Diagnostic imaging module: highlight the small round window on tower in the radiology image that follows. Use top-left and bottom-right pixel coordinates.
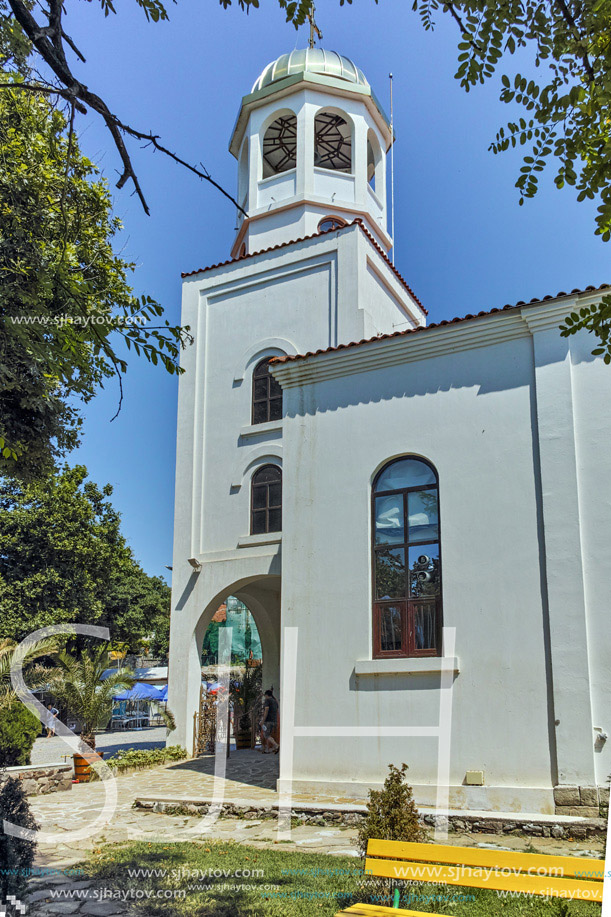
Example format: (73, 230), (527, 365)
(318, 216), (347, 233)
(262, 114), (297, 178)
(314, 111), (352, 172)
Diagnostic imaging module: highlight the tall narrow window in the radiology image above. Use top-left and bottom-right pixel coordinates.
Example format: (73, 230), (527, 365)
(252, 358), (282, 424)
(372, 457), (442, 658)
(251, 465), (282, 535)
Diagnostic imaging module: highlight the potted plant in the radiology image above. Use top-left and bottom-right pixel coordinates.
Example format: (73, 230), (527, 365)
(52, 644), (135, 782)
(230, 664), (262, 749)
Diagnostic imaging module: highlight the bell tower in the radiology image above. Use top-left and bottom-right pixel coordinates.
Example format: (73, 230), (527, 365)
(229, 49), (393, 258)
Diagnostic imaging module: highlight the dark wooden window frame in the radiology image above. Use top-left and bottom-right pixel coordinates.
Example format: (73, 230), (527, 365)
(318, 215), (347, 233)
(372, 458), (443, 659)
(250, 464), (282, 535)
(252, 357), (283, 425)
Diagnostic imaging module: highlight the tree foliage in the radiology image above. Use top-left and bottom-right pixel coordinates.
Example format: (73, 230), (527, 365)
(0, 697), (41, 766)
(409, 0), (611, 357)
(0, 86), (190, 479)
(0, 465), (171, 653)
(0, 771), (37, 900)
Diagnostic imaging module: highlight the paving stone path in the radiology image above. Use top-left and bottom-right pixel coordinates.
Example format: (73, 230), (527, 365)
(30, 727), (168, 767)
(22, 750), (606, 915)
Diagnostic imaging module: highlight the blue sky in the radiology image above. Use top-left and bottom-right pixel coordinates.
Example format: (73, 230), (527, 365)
(62, 0), (609, 579)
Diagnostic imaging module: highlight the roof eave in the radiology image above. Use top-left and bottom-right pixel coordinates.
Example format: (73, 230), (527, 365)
(229, 72), (392, 158)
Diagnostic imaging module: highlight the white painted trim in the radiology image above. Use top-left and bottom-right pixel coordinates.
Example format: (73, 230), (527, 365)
(231, 445), (283, 489)
(240, 420), (283, 438)
(237, 533), (282, 548)
(354, 657), (460, 677)
(234, 339), (298, 383)
(272, 312), (529, 387)
(271, 292), (607, 389)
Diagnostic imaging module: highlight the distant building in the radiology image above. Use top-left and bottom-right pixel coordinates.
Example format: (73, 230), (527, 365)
(201, 597), (263, 666)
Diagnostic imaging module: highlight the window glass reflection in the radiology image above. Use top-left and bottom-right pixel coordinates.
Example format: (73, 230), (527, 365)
(408, 489), (439, 542)
(375, 547), (406, 599)
(375, 459), (436, 493)
(380, 606), (402, 653)
(409, 544), (441, 597)
(374, 494), (404, 544)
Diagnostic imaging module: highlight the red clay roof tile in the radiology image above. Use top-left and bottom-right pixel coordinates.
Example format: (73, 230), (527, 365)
(271, 283), (610, 365)
(181, 220), (427, 315)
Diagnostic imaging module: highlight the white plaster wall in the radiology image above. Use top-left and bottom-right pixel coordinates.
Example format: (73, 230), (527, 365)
(570, 335), (611, 787)
(170, 226), (417, 751)
(278, 332), (560, 808)
(239, 86), (389, 255)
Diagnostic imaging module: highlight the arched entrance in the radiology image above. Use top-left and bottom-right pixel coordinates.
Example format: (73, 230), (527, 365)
(196, 595), (265, 754)
(194, 577), (280, 755)
(168, 569), (280, 756)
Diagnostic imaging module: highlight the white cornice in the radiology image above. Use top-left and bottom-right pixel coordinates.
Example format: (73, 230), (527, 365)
(272, 311), (529, 387)
(271, 292), (604, 388)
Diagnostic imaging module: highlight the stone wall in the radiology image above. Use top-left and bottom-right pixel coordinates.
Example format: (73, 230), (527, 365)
(135, 798), (607, 839)
(1, 763), (73, 796)
(554, 784), (608, 817)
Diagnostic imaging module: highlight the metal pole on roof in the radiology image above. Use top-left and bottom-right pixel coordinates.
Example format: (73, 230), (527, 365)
(390, 72), (395, 265)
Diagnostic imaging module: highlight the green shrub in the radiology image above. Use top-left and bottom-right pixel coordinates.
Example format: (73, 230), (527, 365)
(0, 770), (37, 899)
(0, 699), (41, 767)
(89, 745), (188, 778)
(357, 763), (424, 857)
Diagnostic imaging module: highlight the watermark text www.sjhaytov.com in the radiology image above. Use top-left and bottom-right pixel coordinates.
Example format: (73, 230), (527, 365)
(9, 314), (147, 328)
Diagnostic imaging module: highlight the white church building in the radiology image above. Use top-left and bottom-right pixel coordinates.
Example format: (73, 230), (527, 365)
(168, 48), (611, 816)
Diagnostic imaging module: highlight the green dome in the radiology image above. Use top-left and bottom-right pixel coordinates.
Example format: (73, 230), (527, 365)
(252, 49), (369, 94)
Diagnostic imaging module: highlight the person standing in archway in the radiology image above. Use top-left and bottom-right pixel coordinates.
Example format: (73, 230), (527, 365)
(260, 689), (279, 754)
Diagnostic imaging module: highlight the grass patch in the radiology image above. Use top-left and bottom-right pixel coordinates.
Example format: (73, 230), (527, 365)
(80, 840), (601, 916)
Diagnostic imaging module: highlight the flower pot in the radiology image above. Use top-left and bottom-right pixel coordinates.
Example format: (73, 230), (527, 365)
(73, 750), (104, 783)
(235, 731), (252, 749)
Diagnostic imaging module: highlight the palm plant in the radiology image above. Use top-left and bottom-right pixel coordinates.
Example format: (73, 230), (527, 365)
(52, 644), (175, 751)
(0, 636), (61, 711)
(51, 644), (136, 750)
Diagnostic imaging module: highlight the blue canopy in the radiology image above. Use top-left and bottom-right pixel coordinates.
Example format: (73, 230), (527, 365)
(113, 683), (164, 702)
(159, 685), (168, 701)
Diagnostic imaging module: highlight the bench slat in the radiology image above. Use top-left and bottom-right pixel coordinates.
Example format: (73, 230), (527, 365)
(336, 906), (447, 917)
(364, 857), (603, 901)
(367, 839), (605, 880)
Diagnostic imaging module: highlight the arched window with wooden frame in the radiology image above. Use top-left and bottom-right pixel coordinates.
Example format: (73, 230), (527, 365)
(251, 465), (282, 535)
(252, 357), (283, 425)
(372, 457), (442, 658)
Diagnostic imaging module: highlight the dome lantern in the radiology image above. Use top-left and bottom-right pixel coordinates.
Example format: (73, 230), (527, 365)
(229, 49), (393, 259)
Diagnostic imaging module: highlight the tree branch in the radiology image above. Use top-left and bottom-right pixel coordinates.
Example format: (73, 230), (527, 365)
(6, 0), (248, 217)
(442, 0), (485, 55)
(0, 80), (87, 113)
(553, 0), (596, 81)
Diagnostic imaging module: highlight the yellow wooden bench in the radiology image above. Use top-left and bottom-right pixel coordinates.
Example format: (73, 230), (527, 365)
(336, 838), (605, 916)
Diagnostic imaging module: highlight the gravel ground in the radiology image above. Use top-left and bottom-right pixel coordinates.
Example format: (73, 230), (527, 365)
(30, 726), (169, 765)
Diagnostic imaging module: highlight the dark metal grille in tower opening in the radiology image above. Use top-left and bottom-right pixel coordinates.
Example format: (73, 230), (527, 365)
(263, 115), (297, 178)
(314, 112), (351, 173)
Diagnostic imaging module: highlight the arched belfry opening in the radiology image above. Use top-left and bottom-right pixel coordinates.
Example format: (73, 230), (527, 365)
(314, 110), (352, 173)
(367, 129), (382, 194)
(229, 49), (394, 258)
(262, 112), (297, 178)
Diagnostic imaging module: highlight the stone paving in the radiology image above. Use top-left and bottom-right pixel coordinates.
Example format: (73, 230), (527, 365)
(30, 727), (168, 767)
(21, 749), (607, 916)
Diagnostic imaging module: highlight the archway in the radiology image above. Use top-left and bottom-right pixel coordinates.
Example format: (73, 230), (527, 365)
(191, 575), (281, 755)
